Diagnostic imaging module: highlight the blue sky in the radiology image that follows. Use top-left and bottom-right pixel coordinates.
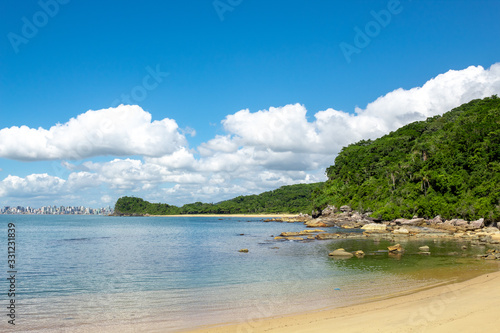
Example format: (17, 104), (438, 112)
(1, 0), (500, 208)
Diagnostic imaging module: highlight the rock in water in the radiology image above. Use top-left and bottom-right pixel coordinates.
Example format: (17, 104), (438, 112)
(361, 223), (387, 233)
(419, 245), (430, 252)
(354, 250), (365, 258)
(315, 233), (340, 240)
(388, 244), (403, 253)
(329, 248), (354, 258)
(305, 220), (328, 228)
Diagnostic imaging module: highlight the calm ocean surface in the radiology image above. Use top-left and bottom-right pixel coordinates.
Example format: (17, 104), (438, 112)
(1, 215), (497, 332)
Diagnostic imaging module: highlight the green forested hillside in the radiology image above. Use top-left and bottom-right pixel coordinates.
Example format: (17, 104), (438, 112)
(313, 96), (500, 221)
(114, 183), (321, 215)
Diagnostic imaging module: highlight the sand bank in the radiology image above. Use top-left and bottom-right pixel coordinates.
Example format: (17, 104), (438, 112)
(184, 269), (500, 333)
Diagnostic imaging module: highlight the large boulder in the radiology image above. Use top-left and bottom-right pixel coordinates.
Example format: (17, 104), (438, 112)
(428, 215), (443, 225)
(361, 223), (387, 233)
(351, 212), (363, 221)
(454, 219), (469, 227)
(470, 218), (485, 230)
(329, 248), (354, 258)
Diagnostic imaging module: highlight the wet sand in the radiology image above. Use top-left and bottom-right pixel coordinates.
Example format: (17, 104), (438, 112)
(183, 269), (500, 333)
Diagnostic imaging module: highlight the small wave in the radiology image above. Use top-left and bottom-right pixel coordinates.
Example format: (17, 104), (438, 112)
(60, 237), (111, 242)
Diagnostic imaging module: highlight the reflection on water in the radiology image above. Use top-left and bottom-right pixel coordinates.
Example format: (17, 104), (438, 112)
(0, 215), (497, 332)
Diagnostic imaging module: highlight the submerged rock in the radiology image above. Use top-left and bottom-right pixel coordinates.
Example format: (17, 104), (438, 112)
(315, 233), (340, 240)
(419, 245), (430, 252)
(280, 231), (301, 237)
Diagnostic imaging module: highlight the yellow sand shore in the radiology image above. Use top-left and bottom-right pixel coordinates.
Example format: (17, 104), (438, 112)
(149, 214), (297, 218)
(66, 268), (500, 332)
(183, 268), (500, 333)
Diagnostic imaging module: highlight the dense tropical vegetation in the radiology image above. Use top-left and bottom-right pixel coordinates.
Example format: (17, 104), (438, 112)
(114, 183), (321, 215)
(312, 96), (500, 221)
(115, 97), (500, 222)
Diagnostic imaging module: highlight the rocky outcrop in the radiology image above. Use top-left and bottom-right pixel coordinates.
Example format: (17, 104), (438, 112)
(394, 218), (425, 226)
(340, 205), (352, 213)
(274, 211), (498, 247)
(470, 218), (485, 230)
(265, 214), (313, 223)
(321, 205), (338, 216)
(361, 223), (387, 233)
(393, 227), (409, 235)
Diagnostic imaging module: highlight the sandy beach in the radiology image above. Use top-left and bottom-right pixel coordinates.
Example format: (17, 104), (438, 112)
(149, 214), (298, 218)
(183, 268), (500, 333)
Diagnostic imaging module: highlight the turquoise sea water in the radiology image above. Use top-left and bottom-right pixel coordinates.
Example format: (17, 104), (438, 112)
(1, 215), (497, 332)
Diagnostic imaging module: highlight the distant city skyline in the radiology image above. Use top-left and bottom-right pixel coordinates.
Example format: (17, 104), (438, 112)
(1, 205), (113, 215)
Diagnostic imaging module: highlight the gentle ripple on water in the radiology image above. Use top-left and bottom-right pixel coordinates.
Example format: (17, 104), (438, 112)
(0, 215), (497, 332)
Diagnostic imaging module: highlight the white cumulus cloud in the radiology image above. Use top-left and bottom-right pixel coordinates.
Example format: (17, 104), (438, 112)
(0, 174), (66, 198)
(218, 64), (500, 157)
(1, 63), (500, 206)
(0, 105), (187, 161)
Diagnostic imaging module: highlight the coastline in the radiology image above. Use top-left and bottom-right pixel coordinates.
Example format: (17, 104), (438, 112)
(182, 268), (500, 333)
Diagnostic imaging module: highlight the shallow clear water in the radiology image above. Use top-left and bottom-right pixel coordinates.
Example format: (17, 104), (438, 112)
(0, 215), (497, 332)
